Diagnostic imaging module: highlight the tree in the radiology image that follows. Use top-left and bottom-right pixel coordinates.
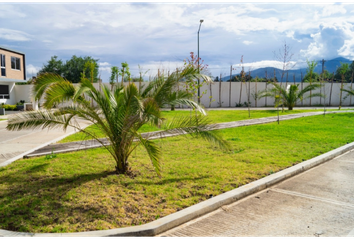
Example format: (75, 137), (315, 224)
(183, 52), (209, 104)
(258, 82), (322, 110)
(7, 65), (230, 177)
(304, 60), (318, 106)
(63, 55), (99, 83)
(39, 55), (99, 83)
(338, 62), (349, 110)
(38, 56), (64, 76)
(120, 62), (130, 85)
(110, 66), (119, 90)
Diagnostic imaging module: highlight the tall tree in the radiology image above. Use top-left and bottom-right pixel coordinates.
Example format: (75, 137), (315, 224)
(305, 59), (318, 106)
(38, 56), (64, 76)
(338, 62), (349, 110)
(63, 55), (99, 83)
(110, 66), (119, 90)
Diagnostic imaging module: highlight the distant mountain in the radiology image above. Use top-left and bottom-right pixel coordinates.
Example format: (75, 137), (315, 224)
(221, 57), (353, 82)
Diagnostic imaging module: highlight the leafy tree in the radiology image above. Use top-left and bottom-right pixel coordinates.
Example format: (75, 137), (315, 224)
(63, 55), (99, 83)
(338, 62), (349, 109)
(38, 56), (64, 76)
(183, 52), (209, 104)
(110, 66), (119, 90)
(120, 62), (130, 84)
(334, 61), (354, 82)
(7, 65), (230, 177)
(258, 82), (322, 110)
(304, 59), (318, 106)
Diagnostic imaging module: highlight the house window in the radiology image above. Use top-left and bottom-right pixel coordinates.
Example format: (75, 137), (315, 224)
(0, 85), (9, 99)
(11, 56), (21, 70)
(0, 54), (5, 76)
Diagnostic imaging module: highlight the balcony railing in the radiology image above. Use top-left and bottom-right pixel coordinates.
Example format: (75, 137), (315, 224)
(0, 94), (9, 99)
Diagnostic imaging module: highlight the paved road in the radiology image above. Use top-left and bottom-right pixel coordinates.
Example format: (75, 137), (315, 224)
(160, 149), (354, 237)
(0, 117), (91, 166)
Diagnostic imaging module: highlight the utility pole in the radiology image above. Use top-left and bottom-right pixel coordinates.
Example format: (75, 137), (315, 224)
(197, 19), (204, 104)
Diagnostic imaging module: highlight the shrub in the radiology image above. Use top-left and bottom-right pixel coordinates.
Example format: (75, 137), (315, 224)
(2, 104), (18, 111)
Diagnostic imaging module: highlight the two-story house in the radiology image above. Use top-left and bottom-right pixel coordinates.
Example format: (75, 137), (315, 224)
(0, 45), (26, 105)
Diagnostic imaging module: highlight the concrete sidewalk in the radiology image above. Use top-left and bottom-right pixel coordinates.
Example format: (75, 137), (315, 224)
(160, 149), (354, 237)
(0, 117), (91, 167)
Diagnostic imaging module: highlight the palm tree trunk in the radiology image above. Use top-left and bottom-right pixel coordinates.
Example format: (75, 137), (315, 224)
(239, 79), (242, 106)
(350, 72), (353, 106)
(219, 73), (222, 107)
(301, 72), (303, 106)
(339, 76), (344, 110)
(121, 67), (125, 85)
(329, 74), (334, 106)
(209, 81), (212, 108)
(229, 65), (232, 107)
(255, 77), (258, 107)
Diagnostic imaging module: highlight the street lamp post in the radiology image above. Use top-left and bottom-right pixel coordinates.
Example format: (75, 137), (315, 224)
(197, 19), (204, 104)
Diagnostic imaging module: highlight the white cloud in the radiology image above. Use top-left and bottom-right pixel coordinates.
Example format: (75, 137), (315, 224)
(99, 62), (111, 66)
(0, 28), (32, 41)
(234, 60), (298, 71)
(26, 64), (41, 78)
(0, 5), (26, 18)
(243, 40), (253, 45)
(300, 22), (354, 60)
(321, 4), (346, 17)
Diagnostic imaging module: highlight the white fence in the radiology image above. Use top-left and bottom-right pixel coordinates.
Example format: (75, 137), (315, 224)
(10, 81), (354, 109)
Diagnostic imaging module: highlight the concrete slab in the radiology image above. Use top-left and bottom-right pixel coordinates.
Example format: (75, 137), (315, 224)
(160, 150), (354, 237)
(0, 118), (91, 166)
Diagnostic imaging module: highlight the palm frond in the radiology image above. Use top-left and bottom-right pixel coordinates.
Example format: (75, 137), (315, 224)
(136, 134), (161, 177)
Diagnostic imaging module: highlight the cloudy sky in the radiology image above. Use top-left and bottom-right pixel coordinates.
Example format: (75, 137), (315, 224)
(2, 1), (354, 81)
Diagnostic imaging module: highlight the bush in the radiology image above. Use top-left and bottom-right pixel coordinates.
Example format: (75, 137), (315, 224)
(2, 104), (18, 111)
(16, 100), (25, 106)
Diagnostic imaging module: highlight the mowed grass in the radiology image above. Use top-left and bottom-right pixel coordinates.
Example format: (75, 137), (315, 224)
(58, 109), (328, 143)
(1, 113), (354, 233)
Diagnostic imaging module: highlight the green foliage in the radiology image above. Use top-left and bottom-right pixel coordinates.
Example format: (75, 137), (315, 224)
(38, 56), (64, 76)
(335, 61), (354, 82)
(38, 55), (99, 83)
(109, 66), (119, 88)
(7, 65), (229, 177)
(2, 104), (17, 110)
(304, 59), (318, 83)
(16, 100), (25, 106)
(2, 113), (354, 233)
(258, 82), (322, 110)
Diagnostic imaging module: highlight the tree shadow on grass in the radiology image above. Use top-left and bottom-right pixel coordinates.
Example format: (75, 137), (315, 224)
(0, 168), (117, 233)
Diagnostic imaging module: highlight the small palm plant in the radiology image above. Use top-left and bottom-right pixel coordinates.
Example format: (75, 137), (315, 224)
(259, 82), (322, 110)
(7, 65), (230, 177)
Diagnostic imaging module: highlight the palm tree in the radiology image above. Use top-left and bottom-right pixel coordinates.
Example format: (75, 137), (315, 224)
(338, 63), (349, 110)
(305, 60), (318, 107)
(7, 65), (230, 177)
(259, 82), (322, 110)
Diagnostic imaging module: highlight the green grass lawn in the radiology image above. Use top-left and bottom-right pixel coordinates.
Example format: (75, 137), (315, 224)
(1, 112), (354, 233)
(58, 109), (330, 143)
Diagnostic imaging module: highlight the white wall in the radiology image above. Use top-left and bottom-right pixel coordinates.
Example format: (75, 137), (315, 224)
(11, 82), (354, 109)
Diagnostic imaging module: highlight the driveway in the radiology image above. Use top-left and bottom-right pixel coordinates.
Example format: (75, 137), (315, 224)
(160, 149), (354, 237)
(0, 117), (91, 166)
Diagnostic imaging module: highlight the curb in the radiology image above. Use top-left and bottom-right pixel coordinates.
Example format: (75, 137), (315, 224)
(1, 141), (354, 237)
